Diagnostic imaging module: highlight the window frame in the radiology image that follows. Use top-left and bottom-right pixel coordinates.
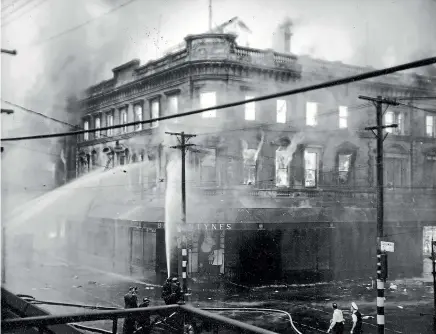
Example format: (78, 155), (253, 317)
(168, 94), (179, 123)
(244, 95), (256, 121)
(106, 112), (114, 136)
(120, 108), (128, 133)
(306, 102), (318, 127)
(385, 111), (405, 135)
(150, 99), (160, 127)
(94, 116), (101, 139)
(200, 91), (217, 118)
(83, 119), (90, 141)
(276, 99), (287, 124)
(303, 147), (321, 188)
(275, 147), (289, 187)
(338, 105), (348, 129)
(426, 114), (435, 137)
(134, 103), (143, 131)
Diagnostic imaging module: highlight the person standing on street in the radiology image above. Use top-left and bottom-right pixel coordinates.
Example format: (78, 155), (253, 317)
(123, 287), (138, 334)
(350, 302), (363, 334)
(327, 303), (345, 334)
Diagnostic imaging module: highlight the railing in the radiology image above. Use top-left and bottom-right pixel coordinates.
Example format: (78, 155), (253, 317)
(1, 301), (286, 334)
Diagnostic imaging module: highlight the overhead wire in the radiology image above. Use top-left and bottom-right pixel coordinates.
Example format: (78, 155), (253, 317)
(1, 0), (48, 27)
(3, 56), (436, 142)
(22, 0), (141, 48)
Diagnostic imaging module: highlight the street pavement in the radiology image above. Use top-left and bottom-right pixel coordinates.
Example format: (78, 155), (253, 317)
(4, 256), (434, 333)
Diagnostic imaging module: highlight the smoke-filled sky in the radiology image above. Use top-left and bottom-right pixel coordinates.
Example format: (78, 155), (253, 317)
(2, 0), (436, 123)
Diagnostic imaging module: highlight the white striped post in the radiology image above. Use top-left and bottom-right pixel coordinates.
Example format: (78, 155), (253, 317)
(376, 250), (385, 332)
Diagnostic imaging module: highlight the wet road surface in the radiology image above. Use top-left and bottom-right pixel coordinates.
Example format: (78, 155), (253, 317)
(4, 257), (433, 333)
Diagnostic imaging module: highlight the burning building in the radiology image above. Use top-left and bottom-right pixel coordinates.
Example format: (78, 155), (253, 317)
(64, 19), (436, 285)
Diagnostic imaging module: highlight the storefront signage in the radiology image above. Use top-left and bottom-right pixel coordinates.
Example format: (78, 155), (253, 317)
(157, 223), (233, 230)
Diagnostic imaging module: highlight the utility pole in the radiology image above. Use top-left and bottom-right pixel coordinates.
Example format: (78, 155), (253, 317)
(359, 95), (399, 334)
(1, 46), (17, 285)
(432, 238), (436, 333)
(166, 131), (196, 297)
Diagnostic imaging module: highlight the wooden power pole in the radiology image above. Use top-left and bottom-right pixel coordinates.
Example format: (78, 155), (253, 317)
(166, 131), (196, 297)
(359, 95), (399, 334)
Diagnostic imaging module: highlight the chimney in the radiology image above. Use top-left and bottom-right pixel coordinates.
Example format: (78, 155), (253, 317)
(273, 18), (293, 53)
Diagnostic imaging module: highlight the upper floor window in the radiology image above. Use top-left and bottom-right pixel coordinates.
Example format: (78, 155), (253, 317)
(339, 106), (348, 128)
(424, 153), (436, 188)
(134, 104), (143, 131)
(83, 120), (89, 141)
(275, 148), (289, 187)
(244, 96), (256, 121)
(120, 108), (128, 133)
(106, 113), (114, 136)
(304, 148), (320, 188)
(200, 92), (216, 118)
(306, 102), (318, 126)
(168, 95), (179, 122)
(243, 147), (257, 185)
(385, 111), (405, 135)
(150, 100), (160, 127)
(95, 117), (101, 139)
(200, 148), (216, 184)
(276, 99), (287, 123)
(426, 115), (435, 137)
(338, 153), (352, 184)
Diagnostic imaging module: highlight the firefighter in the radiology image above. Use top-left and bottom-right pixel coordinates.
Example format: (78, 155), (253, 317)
(135, 297), (151, 334)
(161, 278), (173, 305)
(162, 277), (183, 305)
(123, 287), (138, 334)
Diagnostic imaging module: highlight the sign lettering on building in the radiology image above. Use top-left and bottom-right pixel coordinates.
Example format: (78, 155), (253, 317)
(156, 223), (232, 231)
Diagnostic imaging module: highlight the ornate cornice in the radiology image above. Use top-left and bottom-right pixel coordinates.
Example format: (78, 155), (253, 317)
(81, 60), (300, 113)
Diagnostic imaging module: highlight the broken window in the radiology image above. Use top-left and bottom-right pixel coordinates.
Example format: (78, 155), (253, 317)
(200, 148), (216, 185)
(424, 154), (436, 188)
(120, 108), (128, 133)
(95, 117), (101, 139)
(385, 111), (405, 135)
(426, 115), (435, 137)
(83, 120), (89, 141)
(306, 102), (317, 126)
(243, 148), (257, 185)
(304, 149), (318, 188)
(339, 106), (348, 129)
(275, 148), (289, 187)
(245, 96), (255, 121)
(134, 104), (143, 131)
(277, 99), (287, 123)
(385, 156), (407, 188)
(106, 113), (114, 136)
(200, 92), (216, 118)
(168, 95), (179, 122)
(338, 154), (352, 184)
(150, 100), (160, 128)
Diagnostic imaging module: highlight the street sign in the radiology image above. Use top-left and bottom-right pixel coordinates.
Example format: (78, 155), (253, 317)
(381, 241), (394, 252)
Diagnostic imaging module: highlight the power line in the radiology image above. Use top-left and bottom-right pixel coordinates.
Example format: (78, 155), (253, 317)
(23, 0), (140, 47)
(2, 56), (436, 142)
(395, 101), (436, 113)
(1, 0), (48, 28)
(2, 0), (37, 19)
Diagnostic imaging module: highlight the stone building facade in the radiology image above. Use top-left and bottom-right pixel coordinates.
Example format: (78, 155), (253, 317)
(64, 31), (436, 284)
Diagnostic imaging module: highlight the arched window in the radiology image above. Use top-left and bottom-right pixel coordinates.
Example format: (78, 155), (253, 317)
(131, 154), (137, 163)
(335, 142), (358, 185)
(384, 144), (408, 188)
(91, 150), (98, 169)
(120, 108), (128, 133)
